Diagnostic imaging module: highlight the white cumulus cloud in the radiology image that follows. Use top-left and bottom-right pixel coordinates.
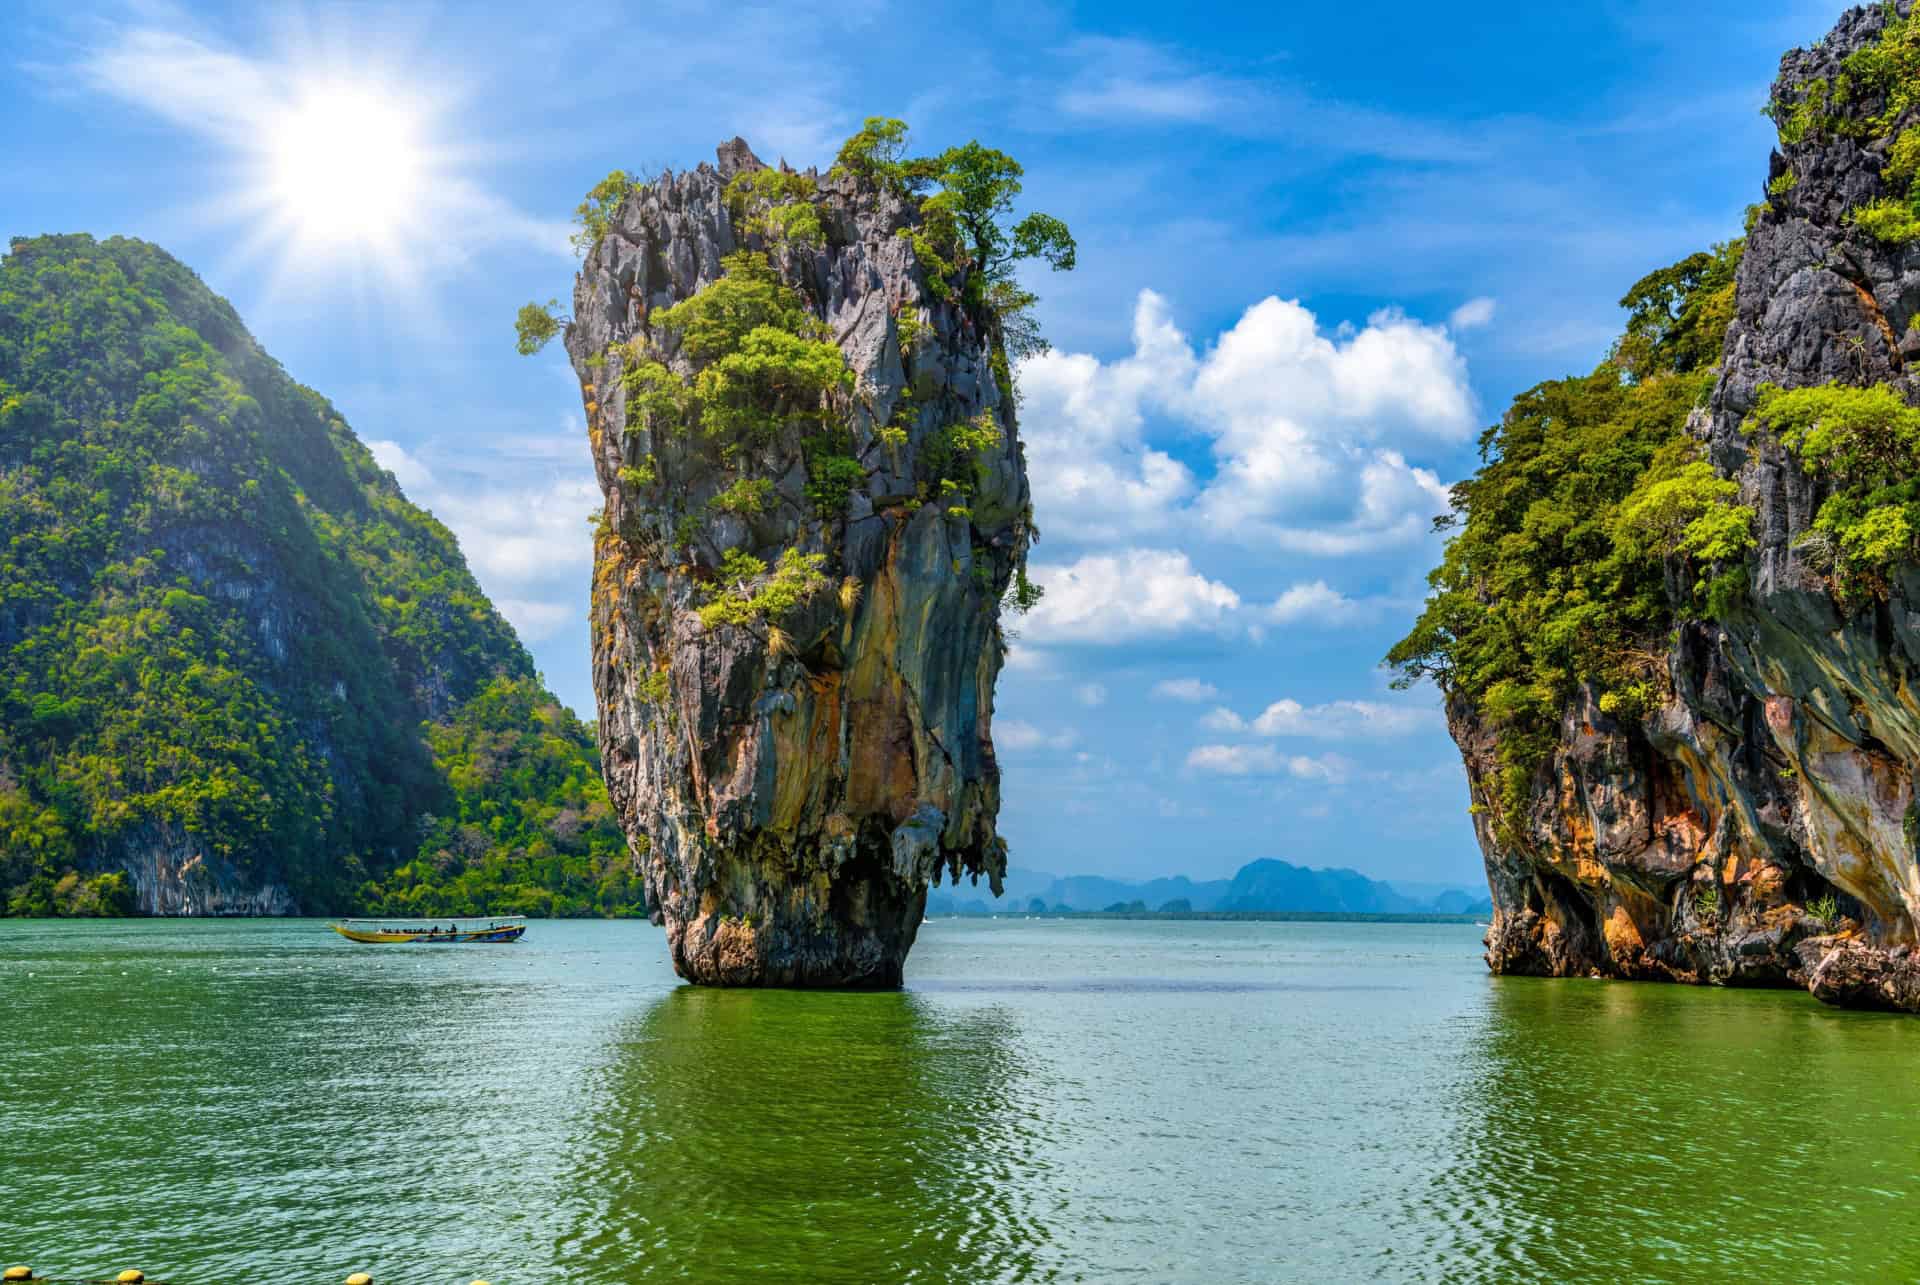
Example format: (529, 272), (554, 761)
(1185, 745), (1354, 782)
(1449, 296), (1498, 330)
(1264, 581), (1396, 627)
(367, 439), (436, 492)
(1017, 291), (1197, 544)
(493, 599), (576, 643)
(1017, 290), (1472, 555)
(1152, 677), (1222, 703)
(1022, 549), (1242, 645)
(1202, 698), (1436, 740)
(996, 720), (1079, 753)
(1189, 300), (1473, 443)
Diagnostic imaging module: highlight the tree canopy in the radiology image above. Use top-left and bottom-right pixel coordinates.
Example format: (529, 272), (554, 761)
(834, 116), (1076, 355)
(1615, 242), (1741, 378)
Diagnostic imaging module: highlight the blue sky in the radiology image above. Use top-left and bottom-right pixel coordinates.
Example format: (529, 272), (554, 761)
(4, 0), (1841, 887)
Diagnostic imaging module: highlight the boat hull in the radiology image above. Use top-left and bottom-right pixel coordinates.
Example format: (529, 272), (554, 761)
(330, 924), (526, 944)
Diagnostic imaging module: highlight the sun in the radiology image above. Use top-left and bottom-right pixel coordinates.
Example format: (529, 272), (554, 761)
(162, 25), (565, 302)
(262, 84), (428, 251)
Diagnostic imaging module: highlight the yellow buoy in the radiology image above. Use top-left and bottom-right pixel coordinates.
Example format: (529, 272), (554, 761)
(117, 1273), (146, 1284)
(3, 1267), (30, 1282)
(346, 1275), (373, 1285)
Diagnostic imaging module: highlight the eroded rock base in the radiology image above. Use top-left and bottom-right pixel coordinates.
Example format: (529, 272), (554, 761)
(1485, 880), (1920, 1012)
(660, 856), (928, 989)
(1803, 939), (1920, 1012)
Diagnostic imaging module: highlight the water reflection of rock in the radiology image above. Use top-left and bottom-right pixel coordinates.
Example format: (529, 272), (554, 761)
(562, 988), (1055, 1281)
(1418, 979), (1920, 1282)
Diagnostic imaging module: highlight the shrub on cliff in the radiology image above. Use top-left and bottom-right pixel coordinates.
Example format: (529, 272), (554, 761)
(572, 170), (645, 256)
(831, 117), (927, 190)
(516, 299), (565, 356)
(1614, 244), (1741, 378)
(696, 548), (829, 631)
(837, 118), (1075, 363)
(1748, 382), (1920, 599)
(725, 168), (822, 248)
(616, 251), (855, 467)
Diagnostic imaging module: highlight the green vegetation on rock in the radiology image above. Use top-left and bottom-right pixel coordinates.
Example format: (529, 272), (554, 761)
(572, 170), (646, 257)
(635, 250), (854, 453)
(725, 168), (822, 248)
(1748, 382), (1920, 599)
(834, 117), (1074, 361)
(1764, 5), (1920, 243)
(804, 453), (865, 517)
(0, 234), (639, 916)
(1387, 241), (1753, 830)
(709, 477), (774, 519)
(696, 548), (830, 632)
(515, 299), (566, 356)
(1614, 246), (1742, 379)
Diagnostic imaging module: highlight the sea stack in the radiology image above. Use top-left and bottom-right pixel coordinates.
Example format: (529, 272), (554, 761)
(564, 139), (1032, 986)
(1436, 1), (1920, 1010)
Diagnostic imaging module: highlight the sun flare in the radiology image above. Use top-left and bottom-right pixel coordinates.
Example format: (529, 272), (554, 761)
(263, 85), (427, 250)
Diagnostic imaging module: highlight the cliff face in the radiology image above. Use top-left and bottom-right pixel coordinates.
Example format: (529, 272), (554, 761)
(566, 141), (1030, 986)
(1459, 2), (1920, 1009)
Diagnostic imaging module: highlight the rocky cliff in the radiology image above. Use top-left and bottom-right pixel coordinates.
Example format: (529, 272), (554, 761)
(564, 139), (1035, 986)
(1446, 1), (1920, 1010)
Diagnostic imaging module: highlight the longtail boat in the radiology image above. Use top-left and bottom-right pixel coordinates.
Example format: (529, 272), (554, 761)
(329, 916), (527, 944)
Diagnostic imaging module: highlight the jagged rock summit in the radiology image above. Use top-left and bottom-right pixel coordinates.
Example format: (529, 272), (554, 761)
(1448, 1), (1920, 1010)
(565, 139), (1033, 986)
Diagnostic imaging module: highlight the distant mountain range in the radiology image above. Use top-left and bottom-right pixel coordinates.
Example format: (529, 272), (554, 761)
(927, 858), (1492, 917)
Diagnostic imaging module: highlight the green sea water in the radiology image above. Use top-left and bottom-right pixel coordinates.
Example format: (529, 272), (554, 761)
(5, 916), (1920, 1283)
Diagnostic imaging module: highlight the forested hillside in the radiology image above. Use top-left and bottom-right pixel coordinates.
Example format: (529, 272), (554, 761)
(0, 234), (640, 916)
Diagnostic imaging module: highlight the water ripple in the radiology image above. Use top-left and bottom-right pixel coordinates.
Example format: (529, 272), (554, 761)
(10, 919), (1920, 1281)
